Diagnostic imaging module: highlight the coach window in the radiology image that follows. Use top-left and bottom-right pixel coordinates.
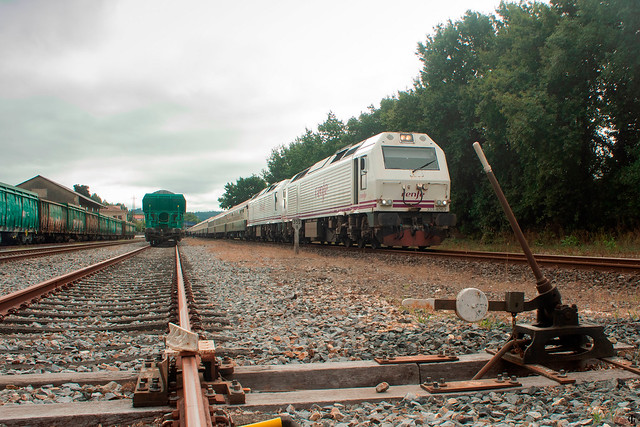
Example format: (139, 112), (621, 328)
(274, 192), (278, 210)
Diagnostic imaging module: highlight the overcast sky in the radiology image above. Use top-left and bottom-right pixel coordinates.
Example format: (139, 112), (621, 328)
(1, 0), (506, 212)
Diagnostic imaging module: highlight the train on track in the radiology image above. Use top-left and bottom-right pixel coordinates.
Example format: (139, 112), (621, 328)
(143, 190), (186, 246)
(190, 132), (456, 248)
(0, 181), (135, 245)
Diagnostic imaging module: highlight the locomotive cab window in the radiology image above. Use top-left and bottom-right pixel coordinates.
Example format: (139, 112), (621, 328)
(382, 146), (439, 170)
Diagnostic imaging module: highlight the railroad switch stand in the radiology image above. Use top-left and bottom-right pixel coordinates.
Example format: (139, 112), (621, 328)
(404, 143), (616, 382)
(405, 288), (614, 365)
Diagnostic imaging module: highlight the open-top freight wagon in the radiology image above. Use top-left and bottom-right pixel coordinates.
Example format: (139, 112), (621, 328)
(0, 181), (135, 245)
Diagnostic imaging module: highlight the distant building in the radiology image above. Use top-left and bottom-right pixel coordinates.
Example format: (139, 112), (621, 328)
(17, 175), (104, 212)
(101, 205), (128, 220)
(132, 213), (145, 222)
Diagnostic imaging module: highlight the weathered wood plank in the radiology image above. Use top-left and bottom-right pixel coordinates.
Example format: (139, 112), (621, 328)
(0, 400), (168, 427)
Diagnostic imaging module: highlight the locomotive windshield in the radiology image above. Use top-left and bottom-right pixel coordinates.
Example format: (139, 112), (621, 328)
(382, 146), (439, 170)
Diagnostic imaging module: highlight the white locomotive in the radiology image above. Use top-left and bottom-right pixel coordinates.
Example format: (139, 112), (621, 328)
(190, 132), (456, 248)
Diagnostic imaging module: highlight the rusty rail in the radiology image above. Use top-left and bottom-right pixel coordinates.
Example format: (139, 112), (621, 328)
(0, 240), (139, 263)
(0, 245), (149, 320)
(174, 246), (211, 426)
(418, 248), (640, 273)
(317, 243), (640, 273)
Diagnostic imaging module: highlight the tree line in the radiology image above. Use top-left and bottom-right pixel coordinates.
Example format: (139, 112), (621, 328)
(219, 0), (639, 236)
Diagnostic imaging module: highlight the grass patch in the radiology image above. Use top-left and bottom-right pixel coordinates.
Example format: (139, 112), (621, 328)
(478, 314), (507, 330)
(441, 230), (640, 257)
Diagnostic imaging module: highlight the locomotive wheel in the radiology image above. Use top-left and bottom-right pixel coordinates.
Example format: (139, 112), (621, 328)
(342, 236), (352, 248)
(357, 238), (365, 248)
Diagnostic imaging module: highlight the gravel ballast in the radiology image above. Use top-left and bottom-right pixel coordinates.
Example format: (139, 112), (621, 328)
(181, 239), (640, 426)
(0, 241), (147, 296)
(1, 238), (639, 426)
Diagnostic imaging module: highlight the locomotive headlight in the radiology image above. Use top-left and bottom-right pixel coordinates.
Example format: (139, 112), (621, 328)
(436, 200), (448, 207)
(400, 133), (414, 143)
(380, 199), (393, 206)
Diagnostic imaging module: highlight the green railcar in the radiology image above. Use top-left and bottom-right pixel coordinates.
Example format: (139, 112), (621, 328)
(143, 191), (186, 246)
(66, 203), (86, 238)
(39, 199), (67, 241)
(0, 181), (39, 244)
(124, 221), (136, 239)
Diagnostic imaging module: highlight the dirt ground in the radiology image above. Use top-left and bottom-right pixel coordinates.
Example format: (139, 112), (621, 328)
(185, 238), (640, 321)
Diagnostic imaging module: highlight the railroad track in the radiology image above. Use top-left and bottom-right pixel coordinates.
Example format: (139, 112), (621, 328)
(428, 248), (640, 272)
(357, 246), (640, 273)
(0, 239), (140, 263)
(0, 243), (235, 425)
(280, 239), (640, 273)
(0, 245), (167, 365)
(1, 241), (638, 426)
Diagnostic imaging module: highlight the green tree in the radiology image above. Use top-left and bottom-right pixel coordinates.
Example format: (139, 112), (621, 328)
(346, 105), (385, 142)
(184, 212), (200, 223)
(416, 11), (496, 234)
(218, 175), (267, 210)
(545, 0), (640, 229)
(73, 184), (91, 198)
(474, 2), (565, 231)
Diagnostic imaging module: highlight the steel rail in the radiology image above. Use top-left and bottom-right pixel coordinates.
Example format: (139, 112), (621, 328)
(174, 246), (211, 426)
(305, 240), (640, 273)
(419, 248), (640, 272)
(0, 240), (139, 263)
(0, 245), (149, 320)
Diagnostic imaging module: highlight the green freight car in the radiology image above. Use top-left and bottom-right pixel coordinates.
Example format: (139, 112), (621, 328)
(0, 182), (39, 244)
(143, 190), (186, 246)
(1, 181), (136, 244)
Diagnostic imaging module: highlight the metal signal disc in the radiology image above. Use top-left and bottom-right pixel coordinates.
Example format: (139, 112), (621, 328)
(455, 288), (489, 323)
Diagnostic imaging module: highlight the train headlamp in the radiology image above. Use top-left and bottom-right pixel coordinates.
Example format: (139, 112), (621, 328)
(436, 200), (449, 207)
(380, 199), (393, 206)
(400, 134), (414, 143)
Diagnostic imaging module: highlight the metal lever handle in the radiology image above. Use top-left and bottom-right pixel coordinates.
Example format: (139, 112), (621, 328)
(473, 142), (491, 173)
(473, 142), (561, 325)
